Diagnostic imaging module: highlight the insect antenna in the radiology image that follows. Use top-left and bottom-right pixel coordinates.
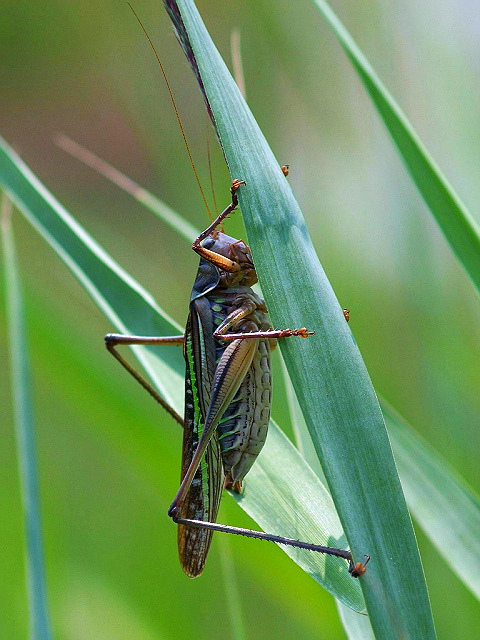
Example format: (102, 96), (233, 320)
(128, 3), (213, 221)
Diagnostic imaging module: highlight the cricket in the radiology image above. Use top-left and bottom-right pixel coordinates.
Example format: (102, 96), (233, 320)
(104, 7), (369, 579)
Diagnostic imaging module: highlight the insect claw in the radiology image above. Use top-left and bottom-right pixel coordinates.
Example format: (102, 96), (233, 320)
(231, 179), (246, 194)
(349, 554), (370, 578)
(297, 327), (314, 338)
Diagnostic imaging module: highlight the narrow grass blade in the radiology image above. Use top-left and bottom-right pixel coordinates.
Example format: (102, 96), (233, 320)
(385, 402), (480, 600)
(0, 139), (364, 609)
(55, 134), (197, 242)
(1, 195), (53, 640)
(311, 0), (480, 293)
(163, 2), (435, 637)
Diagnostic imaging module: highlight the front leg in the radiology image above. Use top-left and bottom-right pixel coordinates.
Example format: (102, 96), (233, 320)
(213, 301), (313, 341)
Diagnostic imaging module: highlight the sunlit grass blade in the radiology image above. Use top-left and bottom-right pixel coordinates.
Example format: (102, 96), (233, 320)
(385, 402), (480, 600)
(311, 0), (480, 293)
(0, 138), (365, 609)
(164, 1), (435, 637)
(1, 194), (53, 640)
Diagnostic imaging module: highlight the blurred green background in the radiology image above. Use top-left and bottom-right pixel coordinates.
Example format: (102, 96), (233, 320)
(1, 0), (479, 638)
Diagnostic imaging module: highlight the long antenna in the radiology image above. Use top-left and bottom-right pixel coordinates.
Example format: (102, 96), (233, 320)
(127, 3), (212, 219)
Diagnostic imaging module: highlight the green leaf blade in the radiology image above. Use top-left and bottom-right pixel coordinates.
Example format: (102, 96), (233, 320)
(166, 1), (436, 637)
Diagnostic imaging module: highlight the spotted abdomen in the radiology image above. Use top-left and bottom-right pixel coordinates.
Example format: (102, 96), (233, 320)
(216, 334), (272, 487)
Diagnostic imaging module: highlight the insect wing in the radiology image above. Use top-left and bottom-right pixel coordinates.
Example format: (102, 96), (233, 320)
(178, 298), (223, 577)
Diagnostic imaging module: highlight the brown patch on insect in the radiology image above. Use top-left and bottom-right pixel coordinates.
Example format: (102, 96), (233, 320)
(285, 327), (314, 338)
(343, 309), (350, 322)
(350, 555), (370, 578)
(231, 178), (246, 194)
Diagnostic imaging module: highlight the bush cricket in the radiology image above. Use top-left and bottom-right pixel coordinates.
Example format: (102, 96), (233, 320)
(105, 180), (368, 578)
(105, 7), (369, 579)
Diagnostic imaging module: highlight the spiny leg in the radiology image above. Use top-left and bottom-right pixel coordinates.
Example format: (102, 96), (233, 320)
(216, 327), (314, 341)
(170, 513), (370, 577)
(213, 301), (314, 342)
(105, 332), (185, 427)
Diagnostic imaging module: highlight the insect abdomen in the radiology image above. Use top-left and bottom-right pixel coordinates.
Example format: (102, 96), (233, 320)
(217, 336), (272, 485)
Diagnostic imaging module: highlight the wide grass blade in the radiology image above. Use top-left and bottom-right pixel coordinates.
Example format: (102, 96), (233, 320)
(0, 138), (365, 609)
(1, 195), (53, 640)
(163, 2), (435, 637)
(311, 0), (480, 293)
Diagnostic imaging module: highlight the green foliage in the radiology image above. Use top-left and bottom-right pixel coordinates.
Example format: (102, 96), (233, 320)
(2, 196), (53, 640)
(1, 1), (479, 639)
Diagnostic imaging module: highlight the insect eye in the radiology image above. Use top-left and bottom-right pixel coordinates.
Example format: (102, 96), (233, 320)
(202, 237), (215, 249)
